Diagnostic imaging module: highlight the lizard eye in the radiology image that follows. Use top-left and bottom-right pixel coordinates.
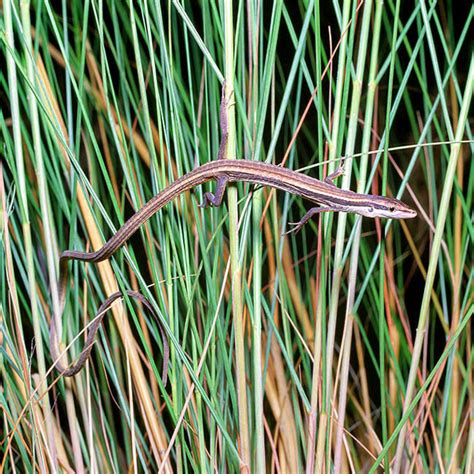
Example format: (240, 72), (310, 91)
(389, 206), (395, 212)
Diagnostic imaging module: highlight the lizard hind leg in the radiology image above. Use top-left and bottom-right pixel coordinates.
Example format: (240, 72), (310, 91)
(199, 83), (232, 209)
(217, 82), (235, 161)
(198, 177), (228, 208)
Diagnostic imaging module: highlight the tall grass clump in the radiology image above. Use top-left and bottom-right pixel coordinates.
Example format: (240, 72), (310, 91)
(1, 1), (472, 472)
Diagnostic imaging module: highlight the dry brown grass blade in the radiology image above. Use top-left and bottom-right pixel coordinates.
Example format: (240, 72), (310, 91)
(263, 343), (297, 470)
(32, 31), (171, 173)
(282, 237), (313, 342)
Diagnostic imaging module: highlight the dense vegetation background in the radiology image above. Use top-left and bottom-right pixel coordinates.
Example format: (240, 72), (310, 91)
(1, 0), (472, 472)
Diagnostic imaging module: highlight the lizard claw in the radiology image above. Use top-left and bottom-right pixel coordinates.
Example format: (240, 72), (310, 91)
(282, 207), (329, 235)
(325, 165), (345, 185)
(282, 221), (305, 235)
